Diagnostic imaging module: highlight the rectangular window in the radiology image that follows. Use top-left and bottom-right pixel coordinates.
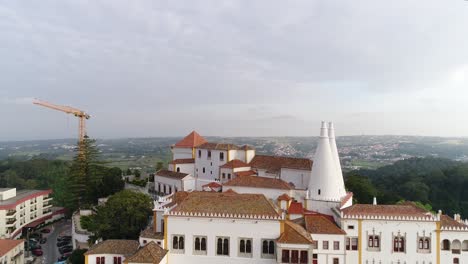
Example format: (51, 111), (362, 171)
(194, 236), (207, 255)
(172, 235), (185, 253)
(216, 237), (229, 256)
(228, 173), (231, 179)
(348, 225), (354, 230)
(300, 251), (308, 264)
(220, 152), (224, 161)
(238, 238), (252, 257)
(333, 258), (339, 264)
(291, 250), (299, 263)
(351, 238), (358, 250)
(312, 240), (318, 249)
(334, 241), (340, 250)
(323, 241), (329, 250)
(281, 250), (290, 263)
(113, 257), (121, 264)
(261, 239), (275, 258)
(207, 150), (212, 159)
(203, 167), (205, 173)
(222, 173), (226, 179)
(198, 150), (201, 158)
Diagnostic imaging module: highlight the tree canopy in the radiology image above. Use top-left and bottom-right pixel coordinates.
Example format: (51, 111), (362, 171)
(84, 190), (153, 240)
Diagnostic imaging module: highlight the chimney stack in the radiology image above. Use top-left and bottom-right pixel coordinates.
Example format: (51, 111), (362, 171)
(373, 197), (377, 205)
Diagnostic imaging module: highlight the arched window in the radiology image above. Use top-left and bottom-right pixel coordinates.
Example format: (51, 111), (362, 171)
(369, 236), (374, 247)
(176, 167), (180, 172)
(394, 236), (405, 252)
(223, 238), (229, 255)
(318, 189), (321, 195)
(246, 240), (252, 253)
(179, 236), (184, 250)
(240, 240), (245, 253)
(201, 238), (206, 251)
(442, 239), (451, 250)
(262, 240), (268, 254)
(453, 258), (459, 264)
(419, 238), (424, 249)
(424, 238), (430, 249)
(374, 236), (380, 247)
(268, 241), (275, 254)
(195, 237), (200, 250)
(173, 236), (179, 249)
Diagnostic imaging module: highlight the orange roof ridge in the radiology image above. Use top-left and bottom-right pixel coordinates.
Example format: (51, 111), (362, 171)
(277, 221), (314, 244)
(174, 131), (207, 148)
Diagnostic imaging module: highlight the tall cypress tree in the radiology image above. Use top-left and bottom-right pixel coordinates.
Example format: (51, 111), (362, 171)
(66, 136), (103, 212)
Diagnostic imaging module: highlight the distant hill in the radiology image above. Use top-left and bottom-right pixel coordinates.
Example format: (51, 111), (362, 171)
(2, 135), (468, 172)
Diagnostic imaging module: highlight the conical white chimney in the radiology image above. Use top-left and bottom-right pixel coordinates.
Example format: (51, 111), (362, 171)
(308, 121), (342, 201)
(328, 122), (346, 198)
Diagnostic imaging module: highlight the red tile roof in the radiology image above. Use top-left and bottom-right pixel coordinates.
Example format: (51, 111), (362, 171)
(155, 169), (189, 180)
(85, 240), (140, 257)
(249, 155), (312, 173)
(223, 175), (292, 190)
(169, 158), (195, 164)
(304, 215), (346, 235)
(124, 241), (167, 264)
(341, 202), (432, 218)
(197, 142), (243, 150)
(224, 189), (237, 194)
(0, 239), (23, 257)
(441, 215), (468, 229)
(202, 182), (222, 188)
(220, 159), (250, 169)
(278, 193), (292, 201)
(288, 202), (304, 214)
(234, 170), (257, 177)
(340, 192), (353, 208)
(277, 221), (313, 244)
(171, 192), (280, 218)
(174, 131), (207, 148)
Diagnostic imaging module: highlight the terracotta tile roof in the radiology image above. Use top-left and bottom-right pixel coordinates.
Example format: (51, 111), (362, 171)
(241, 145), (255, 150)
(140, 227), (164, 240)
(278, 193), (292, 201)
(223, 175), (292, 190)
(277, 221), (313, 244)
(0, 239), (23, 257)
(304, 215), (346, 235)
(441, 215), (468, 229)
(171, 191), (280, 218)
(202, 182), (222, 188)
(341, 202), (433, 218)
(340, 192), (354, 208)
(174, 131), (207, 148)
(85, 240), (140, 257)
(169, 158), (195, 164)
(249, 155), (312, 173)
(125, 242), (167, 264)
(163, 191), (190, 208)
(288, 202), (304, 214)
(220, 159), (250, 169)
(234, 170), (257, 177)
(224, 189), (237, 194)
(155, 169), (188, 180)
(197, 142), (244, 150)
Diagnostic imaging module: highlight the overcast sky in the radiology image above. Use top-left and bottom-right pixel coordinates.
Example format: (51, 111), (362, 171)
(1, 0), (468, 140)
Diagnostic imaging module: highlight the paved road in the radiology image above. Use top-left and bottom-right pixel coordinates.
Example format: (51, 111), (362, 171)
(41, 220), (72, 264)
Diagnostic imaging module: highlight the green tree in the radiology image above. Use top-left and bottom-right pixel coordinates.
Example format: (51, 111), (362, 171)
(345, 174), (378, 204)
(85, 190), (153, 240)
(126, 168), (132, 176)
(67, 137), (104, 212)
(155, 162), (164, 171)
(68, 249), (87, 264)
(134, 169), (141, 178)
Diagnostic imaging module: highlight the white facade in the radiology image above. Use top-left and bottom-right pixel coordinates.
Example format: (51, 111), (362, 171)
(0, 188), (53, 239)
(172, 147), (193, 160)
(87, 253), (128, 264)
(279, 168), (310, 190)
(166, 216), (280, 264)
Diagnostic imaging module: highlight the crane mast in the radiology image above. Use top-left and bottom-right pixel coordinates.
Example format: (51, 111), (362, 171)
(33, 99), (91, 142)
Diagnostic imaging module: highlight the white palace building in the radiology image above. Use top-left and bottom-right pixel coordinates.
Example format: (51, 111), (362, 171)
(142, 122), (468, 264)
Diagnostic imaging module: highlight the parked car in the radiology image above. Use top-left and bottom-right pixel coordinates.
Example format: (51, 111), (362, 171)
(57, 252), (71, 262)
(59, 246), (73, 254)
(57, 241), (70, 247)
(40, 228), (51, 233)
(58, 236), (71, 240)
(32, 249), (43, 256)
(39, 238), (47, 244)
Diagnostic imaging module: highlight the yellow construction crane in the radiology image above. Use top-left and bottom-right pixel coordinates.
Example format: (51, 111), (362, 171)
(33, 99), (91, 143)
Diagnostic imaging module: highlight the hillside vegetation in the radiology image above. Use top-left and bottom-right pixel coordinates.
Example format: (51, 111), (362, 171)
(346, 157), (468, 218)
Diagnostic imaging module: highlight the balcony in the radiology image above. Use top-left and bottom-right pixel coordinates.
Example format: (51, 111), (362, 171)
(43, 196), (53, 202)
(43, 209), (52, 214)
(43, 202), (53, 209)
(6, 219), (17, 227)
(6, 210), (17, 217)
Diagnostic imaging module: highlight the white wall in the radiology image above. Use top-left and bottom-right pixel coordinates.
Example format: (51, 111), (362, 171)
(246, 150), (256, 163)
(172, 148), (193, 160)
(195, 149), (227, 182)
(311, 234), (346, 264)
(440, 230), (468, 264)
(342, 218), (438, 264)
(182, 176), (195, 191)
(87, 254), (127, 264)
(170, 163), (194, 175)
(280, 168), (310, 190)
(166, 216), (280, 264)
(305, 199), (341, 216)
(154, 176), (182, 194)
